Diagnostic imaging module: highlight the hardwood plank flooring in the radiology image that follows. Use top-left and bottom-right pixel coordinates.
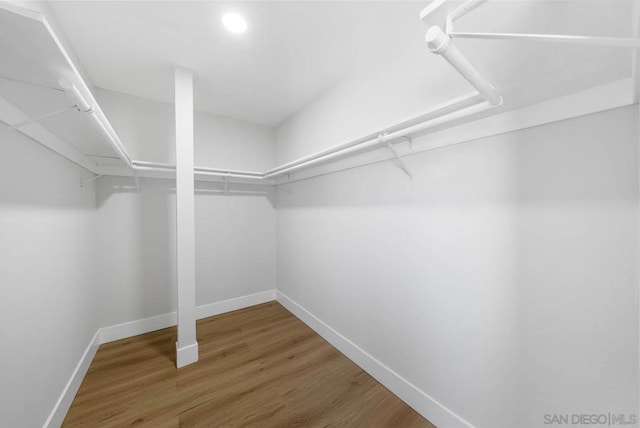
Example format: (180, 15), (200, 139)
(63, 302), (434, 427)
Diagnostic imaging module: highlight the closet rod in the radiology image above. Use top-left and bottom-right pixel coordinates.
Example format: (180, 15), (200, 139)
(133, 166), (263, 181)
(132, 161), (266, 181)
(133, 160), (263, 177)
(30, 5), (135, 169)
(267, 24), (504, 179)
(435, 0), (640, 49)
(194, 167), (263, 177)
(266, 99), (497, 179)
(264, 93), (486, 178)
(425, 26), (501, 106)
(450, 32), (640, 48)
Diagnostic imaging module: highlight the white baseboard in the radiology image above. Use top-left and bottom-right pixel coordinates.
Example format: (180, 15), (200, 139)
(275, 290), (475, 428)
(44, 289), (277, 428)
(99, 311), (177, 344)
(176, 341), (199, 368)
(196, 290), (276, 319)
(97, 290), (276, 346)
(44, 289), (471, 427)
(42, 331), (100, 428)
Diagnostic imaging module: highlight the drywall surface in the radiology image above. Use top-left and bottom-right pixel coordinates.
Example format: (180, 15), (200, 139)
(94, 87), (277, 327)
(276, 105), (639, 427)
(95, 90), (277, 327)
(96, 177), (277, 327)
(95, 88), (276, 169)
(95, 176), (177, 325)
(275, 10), (632, 168)
(0, 130), (99, 427)
(275, 65), (458, 164)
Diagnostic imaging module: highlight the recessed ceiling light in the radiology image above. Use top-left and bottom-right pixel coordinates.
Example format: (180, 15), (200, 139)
(222, 13), (247, 34)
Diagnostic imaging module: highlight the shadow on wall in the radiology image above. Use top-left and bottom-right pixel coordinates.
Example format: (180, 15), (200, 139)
(0, 128), (96, 209)
(274, 105), (639, 428)
(94, 176), (176, 326)
(94, 175), (276, 326)
(276, 106), (639, 210)
(512, 106), (639, 426)
(96, 179), (276, 208)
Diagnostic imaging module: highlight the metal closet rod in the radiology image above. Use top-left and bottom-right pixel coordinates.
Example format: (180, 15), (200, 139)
(264, 92), (486, 178)
(56, 76), (133, 168)
(130, 0), (638, 184)
(443, 0), (640, 48)
(115, 2), (505, 183)
(14, 0), (634, 186)
(127, 92), (495, 184)
(276, 0), (640, 182)
(42, 6), (134, 170)
(129, 93), (499, 183)
(449, 32), (640, 48)
(265, 5), (506, 180)
(132, 161), (265, 180)
(77, 0), (504, 182)
(130, 95), (501, 183)
(127, 1), (639, 182)
(266, 98), (499, 179)
(134, 0), (635, 183)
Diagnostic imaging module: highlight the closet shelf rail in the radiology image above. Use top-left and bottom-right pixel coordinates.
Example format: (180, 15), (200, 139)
(0, 2), (133, 171)
(429, 0), (640, 49)
(266, 97), (499, 180)
(131, 161), (270, 183)
(4, 0), (637, 188)
(130, 0), (508, 185)
(270, 0), (640, 183)
(267, 0), (507, 182)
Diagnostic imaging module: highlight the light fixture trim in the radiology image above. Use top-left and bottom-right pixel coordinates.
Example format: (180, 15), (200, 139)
(222, 12), (248, 34)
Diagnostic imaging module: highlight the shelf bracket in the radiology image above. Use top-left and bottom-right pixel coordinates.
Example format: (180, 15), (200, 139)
(224, 173), (230, 196)
(402, 136), (413, 150)
(277, 184), (292, 196)
(0, 74), (65, 93)
(386, 140), (413, 179)
(80, 173), (103, 188)
(1, 106), (75, 133)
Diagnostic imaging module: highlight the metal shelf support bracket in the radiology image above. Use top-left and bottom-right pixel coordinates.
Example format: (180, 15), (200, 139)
(386, 140), (413, 179)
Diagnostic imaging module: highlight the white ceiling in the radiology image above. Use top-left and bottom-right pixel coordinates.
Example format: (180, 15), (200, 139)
(49, 1), (428, 126)
(38, 0), (640, 127)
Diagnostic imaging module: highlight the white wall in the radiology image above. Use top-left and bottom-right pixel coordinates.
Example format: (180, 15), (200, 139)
(0, 87), (277, 426)
(96, 88), (276, 170)
(0, 130), (99, 427)
(95, 177), (176, 325)
(95, 89), (277, 328)
(275, 65), (458, 164)
(276, 105), (639, 427)
(96, 177), (276, 326)
(193, 183), (276, 305)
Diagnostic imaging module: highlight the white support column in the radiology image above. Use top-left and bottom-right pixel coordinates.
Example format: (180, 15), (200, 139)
(174, 67), (198, 368)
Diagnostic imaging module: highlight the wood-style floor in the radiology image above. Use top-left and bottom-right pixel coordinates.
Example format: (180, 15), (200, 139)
(63, 302), (434, 427)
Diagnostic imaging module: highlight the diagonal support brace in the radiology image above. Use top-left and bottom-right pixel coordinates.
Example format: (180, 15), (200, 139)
(386, 141), (413, 179)
(402, 136), (413, 149)
(81, 173), (103, 188)
(1, 106), (75, 133)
